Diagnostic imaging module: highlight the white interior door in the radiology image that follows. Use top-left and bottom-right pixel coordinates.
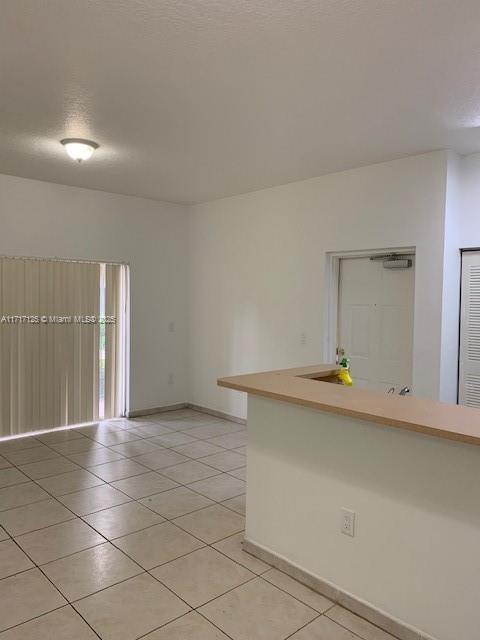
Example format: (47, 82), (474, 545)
(459, 251), (480, 407)
(337, 256), (415, 392)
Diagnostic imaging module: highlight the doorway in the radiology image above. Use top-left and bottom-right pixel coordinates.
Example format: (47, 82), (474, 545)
(327, 251), (415, 392)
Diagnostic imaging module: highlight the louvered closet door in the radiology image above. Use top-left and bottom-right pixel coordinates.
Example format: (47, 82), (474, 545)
(459, 252), (480, 407)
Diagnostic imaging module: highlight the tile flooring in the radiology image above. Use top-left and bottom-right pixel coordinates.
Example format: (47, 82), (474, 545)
(0, 409), (398, 640)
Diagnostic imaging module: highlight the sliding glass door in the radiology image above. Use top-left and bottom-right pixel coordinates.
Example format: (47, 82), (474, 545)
(0, 256), (128, 437)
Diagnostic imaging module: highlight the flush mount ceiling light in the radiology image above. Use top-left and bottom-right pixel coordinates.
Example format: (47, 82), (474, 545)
(60, 138), (99, 162)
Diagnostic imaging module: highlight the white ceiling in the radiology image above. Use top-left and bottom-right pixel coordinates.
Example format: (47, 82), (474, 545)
(2, 0), (480, 204)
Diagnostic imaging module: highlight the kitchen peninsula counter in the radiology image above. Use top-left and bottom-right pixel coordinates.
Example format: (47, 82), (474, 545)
(218, 364), (480, 640)
(219, 364), (480, 446)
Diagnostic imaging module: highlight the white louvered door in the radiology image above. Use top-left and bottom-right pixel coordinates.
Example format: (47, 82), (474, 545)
(459, 252), (480, 406)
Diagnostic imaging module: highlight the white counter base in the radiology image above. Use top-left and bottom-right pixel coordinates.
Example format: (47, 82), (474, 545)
(245, 395), (480, 640)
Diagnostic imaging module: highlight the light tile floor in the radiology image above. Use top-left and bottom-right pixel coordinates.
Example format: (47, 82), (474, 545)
(0, 409), (398, 640)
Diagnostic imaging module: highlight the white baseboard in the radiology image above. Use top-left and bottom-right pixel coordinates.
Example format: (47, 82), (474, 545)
(186, 403), (246, 425)
(127, 403), (187, 418)
(128, 402), (245, 424)
(243, 538), (437, 640)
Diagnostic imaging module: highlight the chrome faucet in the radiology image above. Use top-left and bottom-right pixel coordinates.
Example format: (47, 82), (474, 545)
(386, 386), (411, 395)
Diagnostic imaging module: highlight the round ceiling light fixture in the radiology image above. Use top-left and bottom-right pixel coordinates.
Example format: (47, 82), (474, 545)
(60, 138), (99, 162)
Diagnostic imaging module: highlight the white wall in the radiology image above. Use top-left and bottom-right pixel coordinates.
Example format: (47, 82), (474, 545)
(4, 148), (473, 418)
(247, 395), (480, 640)
(458, 152), (480, 248)
(442, 151), (480, 404)
(188, 151), (450, 418)
(439, 152), (462, 403)
(0, 174), (189, 413)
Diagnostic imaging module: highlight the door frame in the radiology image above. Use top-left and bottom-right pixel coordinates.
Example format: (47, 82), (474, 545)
(323, 246), (416, 364)
(458, 248), (480, 405)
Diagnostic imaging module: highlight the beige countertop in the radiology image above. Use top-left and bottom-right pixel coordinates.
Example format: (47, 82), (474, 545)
(218, 364), (480, 446)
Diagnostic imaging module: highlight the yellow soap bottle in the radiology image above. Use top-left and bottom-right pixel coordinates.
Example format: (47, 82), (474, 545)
(338, 356), (353, 386)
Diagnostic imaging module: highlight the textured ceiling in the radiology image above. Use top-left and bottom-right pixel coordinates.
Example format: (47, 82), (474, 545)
(1, 0), (480, 204)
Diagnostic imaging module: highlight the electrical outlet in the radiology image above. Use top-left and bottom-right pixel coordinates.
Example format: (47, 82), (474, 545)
(341, 508), (355, 537)
(168, 321), (175, 333)
(168, 373), (174, 385)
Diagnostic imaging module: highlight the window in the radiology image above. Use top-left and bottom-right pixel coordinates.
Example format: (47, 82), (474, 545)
(0, 256), (128, 437)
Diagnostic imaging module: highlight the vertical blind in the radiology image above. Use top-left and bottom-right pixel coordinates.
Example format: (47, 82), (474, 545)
(0, 256), (127, 437)
(104, 263), (128, 420)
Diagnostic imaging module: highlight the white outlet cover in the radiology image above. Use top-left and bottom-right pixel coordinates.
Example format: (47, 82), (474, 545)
(341, 507), (355, 537)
